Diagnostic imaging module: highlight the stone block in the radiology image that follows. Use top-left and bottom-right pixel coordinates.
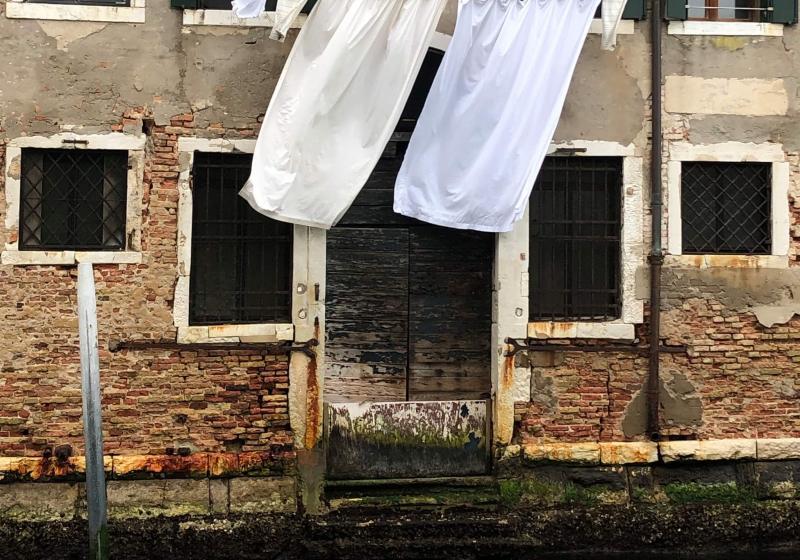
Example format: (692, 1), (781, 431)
(162, 479), (211, 516)
(659, 439), (757, 463)
(229, 477), (296, 514)
(210, 479), (229, 514)
(522, 443), (601, 465)
(757, 438), (800, 461)
(600, 442), (659, 465)
(0, 482), (78, 521)
(107, 479), (165, 518)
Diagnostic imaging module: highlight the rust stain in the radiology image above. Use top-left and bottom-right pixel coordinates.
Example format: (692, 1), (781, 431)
(502, 352), (515, 389)
(112, 453), (209, 478)
(304, 322), (321, 450)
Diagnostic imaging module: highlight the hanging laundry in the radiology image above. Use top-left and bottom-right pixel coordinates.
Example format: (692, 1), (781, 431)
(239, 0), (448, 228)
(601, 0), (629, 50)
(394, 0), (601, 233)
(232, 0), (308, 41)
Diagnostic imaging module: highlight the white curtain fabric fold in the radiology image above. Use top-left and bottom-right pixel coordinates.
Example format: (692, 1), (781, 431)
(231, 0), (308, 41)
(231, 0), (265, 19)
(601, 0), (629, 51)
(394, 0), (601, 233)
(240, 0), (448, 228)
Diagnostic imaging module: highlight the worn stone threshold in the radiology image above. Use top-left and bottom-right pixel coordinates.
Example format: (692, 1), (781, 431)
(325, 475), (496, 488)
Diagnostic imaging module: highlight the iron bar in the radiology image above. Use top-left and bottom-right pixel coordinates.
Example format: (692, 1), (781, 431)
(77, 263), (109, 560)
(504, 338), (687, 358)
(108, 338), (319, 358)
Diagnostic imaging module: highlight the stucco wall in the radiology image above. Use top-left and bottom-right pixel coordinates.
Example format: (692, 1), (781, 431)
(0, 1), (799, 467)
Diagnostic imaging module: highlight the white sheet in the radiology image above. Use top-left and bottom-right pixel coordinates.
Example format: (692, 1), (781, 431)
(240, 0), (448, 228)
(394, 0), (601, 232)
(601, 0), (629, 51)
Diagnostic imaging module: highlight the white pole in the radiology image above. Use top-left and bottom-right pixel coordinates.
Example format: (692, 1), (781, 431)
(77, 263), (109, 560)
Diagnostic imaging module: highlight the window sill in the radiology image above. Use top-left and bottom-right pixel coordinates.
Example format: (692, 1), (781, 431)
(177, 324), (295, 344)
(1, 250), (142, 266)
(5, 1), (146, 23)
(668, 21), (784, 37)
(182, 9), (306, 28)
(527, 321), (635, 341)
(588, 19), (635, 36)
(665, 254), (790, 269)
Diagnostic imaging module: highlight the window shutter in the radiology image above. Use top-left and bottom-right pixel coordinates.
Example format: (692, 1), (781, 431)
(170, 0), (199, 8)
(664, 0), (687, 19)
(622, 0), (646, 19)
(765, 0), (798, 23)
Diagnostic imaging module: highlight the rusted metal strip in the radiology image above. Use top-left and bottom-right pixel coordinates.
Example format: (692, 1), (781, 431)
(109, 338), (318, 358)
(504, 337), (687, 357)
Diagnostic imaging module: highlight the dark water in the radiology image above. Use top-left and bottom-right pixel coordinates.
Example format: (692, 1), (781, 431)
(551, 553), (799, 560)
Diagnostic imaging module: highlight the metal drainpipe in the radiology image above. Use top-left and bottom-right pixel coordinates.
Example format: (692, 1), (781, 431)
(648, 0), (665, 441)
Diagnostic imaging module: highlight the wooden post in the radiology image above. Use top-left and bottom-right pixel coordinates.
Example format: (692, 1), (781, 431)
(77, 263), (109, 560)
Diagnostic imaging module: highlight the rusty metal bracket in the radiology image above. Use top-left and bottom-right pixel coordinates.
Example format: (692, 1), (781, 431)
(504, 338), (528, 358)
(290, 338), (319, 359)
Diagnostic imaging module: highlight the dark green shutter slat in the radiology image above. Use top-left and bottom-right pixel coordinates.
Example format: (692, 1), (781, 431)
(622, 0), (646, 19)
(664, 0), (687, 19)
(170, 0), (199, 8)
(767, 0), (798, 23)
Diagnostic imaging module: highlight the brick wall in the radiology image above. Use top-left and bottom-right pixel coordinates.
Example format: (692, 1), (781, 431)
(0, 112), (294, 464)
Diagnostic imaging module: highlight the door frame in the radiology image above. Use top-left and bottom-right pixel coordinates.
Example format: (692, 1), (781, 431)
(286, 30), (530, 481)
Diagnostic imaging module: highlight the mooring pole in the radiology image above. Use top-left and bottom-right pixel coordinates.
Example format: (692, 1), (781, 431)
(77, 263), (109, 560)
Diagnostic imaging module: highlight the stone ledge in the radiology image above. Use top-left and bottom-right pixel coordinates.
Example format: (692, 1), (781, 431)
(1, 250), (142, 266)
(600, 442), (658, 465)
(522, 443), (601, 465)
(0, 452), (295, 481)
(659, 440), (758, 463)
(757, 439), (800, 461)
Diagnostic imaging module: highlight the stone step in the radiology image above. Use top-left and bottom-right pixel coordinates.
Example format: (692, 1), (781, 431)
(324, 476), (500, 511)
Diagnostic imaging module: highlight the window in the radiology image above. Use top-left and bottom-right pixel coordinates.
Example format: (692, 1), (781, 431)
(27, 0), (130, 5)
(529, 157), (623, 322)
(681, 162), (771, 255)
(171, 0), (316, 12)
(5, 0), (145, 23)
(593, 0), (646, 19)
(189, 152), (293, 325)
(688, 0), (760, 20)
(666, 0), (798, 24)
(19, 149), (128, 251)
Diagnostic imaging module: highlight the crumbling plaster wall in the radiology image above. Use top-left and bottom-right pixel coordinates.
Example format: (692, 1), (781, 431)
(517, 19), (800, 444)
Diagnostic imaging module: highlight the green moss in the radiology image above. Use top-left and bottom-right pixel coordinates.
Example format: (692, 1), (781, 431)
(498, 478), (562, 507)
(664, 482), (756, 504)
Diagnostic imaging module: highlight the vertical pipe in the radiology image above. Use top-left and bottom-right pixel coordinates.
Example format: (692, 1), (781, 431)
(78, 263), (109, 560)
(648, 0), (665, 440)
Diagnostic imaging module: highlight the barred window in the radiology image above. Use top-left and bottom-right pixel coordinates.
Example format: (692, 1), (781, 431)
(29, 0), (131, 6)
(529, 156), (623, 322)
(183, 0), (316, 11)
(681, 162), (771, 255)
(688, 0), (760, 21)
(20, 148), (128, 251)
(189, 152), (293, 325)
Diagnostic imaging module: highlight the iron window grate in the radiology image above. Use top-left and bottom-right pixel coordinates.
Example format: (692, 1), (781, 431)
(529, 156), (623, 323)
(193, 0), (316, 11)
(20, 148), (128, 251)
(681, 162), (771, 255)
(189, 152), (293, 326)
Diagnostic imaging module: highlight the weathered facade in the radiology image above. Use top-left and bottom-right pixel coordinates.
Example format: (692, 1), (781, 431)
(2, 1), (800, 552)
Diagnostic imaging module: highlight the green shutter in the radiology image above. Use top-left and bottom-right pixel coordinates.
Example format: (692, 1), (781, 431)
(622, 0), (646, 19)
(766, 0), (798, 23)
(301, 0), (318, 14)
(664, 0), (687, 19)
(170, 0), (199, 8)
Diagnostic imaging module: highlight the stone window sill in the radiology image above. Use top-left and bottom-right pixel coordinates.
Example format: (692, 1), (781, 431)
(668, 21), (784, 37)
(182, 9), (306, 28)
(665, 254), (790, 269)
(1, 250), (142, 266)
(177, 324), (295, 344)
(588, 19), (635, 36)
(5, 1), (146, 23)
(527, 321), (635, 341)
